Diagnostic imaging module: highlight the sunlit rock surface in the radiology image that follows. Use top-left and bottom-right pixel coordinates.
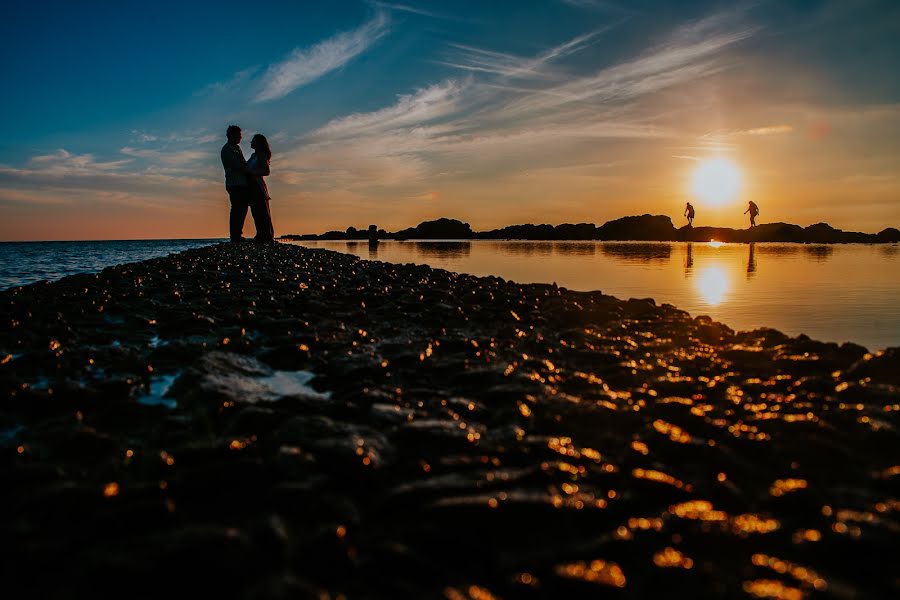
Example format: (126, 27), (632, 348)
(1, 242), (898, 598)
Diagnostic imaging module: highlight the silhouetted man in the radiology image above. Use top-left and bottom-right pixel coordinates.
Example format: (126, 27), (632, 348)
(684, 202), (695, 226)
(744, 200), (760, 227)
(221, 125), (250, 242)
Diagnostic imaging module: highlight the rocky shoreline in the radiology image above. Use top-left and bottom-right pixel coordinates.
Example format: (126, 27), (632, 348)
(283, 215), (900, 244)
(2, 242), (898, 598)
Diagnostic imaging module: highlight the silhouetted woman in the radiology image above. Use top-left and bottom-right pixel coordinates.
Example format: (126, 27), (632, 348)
(247, 134), (275, 242)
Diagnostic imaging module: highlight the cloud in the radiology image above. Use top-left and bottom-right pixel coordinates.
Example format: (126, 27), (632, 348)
(256, 11), (390, 103)
(120, 147), (210, 165)
(0, 149), (211, 196)
(438, 25), (616, 81)
(708, 124), (795, 137)
(559, 0), (632, 12)
(498, 13), (758, 118)
(195, 66), (260, 97)
(26, 150), (133, 174)
(738, 125), (794, 136)
(371, 1), (465, 21)
(312, 79), (468, 139)
(129, 129), (219, 146)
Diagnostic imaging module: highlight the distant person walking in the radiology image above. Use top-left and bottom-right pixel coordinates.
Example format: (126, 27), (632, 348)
(221, 125), (251, 242)
(684, 202), (695, 226)
(744, 201), (760, 227)
(246, 134), (275, 242)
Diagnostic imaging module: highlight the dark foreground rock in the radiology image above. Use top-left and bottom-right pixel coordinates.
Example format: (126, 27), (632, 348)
(1, 243), (898, 599)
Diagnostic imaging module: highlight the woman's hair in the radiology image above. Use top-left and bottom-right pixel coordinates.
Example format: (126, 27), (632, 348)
(252, 134), (272, 159)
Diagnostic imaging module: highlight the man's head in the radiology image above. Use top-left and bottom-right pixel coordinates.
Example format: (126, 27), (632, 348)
(226, 125), (242, 144)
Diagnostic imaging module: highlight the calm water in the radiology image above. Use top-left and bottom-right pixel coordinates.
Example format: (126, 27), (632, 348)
(0, 239), (220, 289)
(289, 240), (900, 350)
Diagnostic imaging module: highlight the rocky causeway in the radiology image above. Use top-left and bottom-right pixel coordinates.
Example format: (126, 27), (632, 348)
(2, 242), (898, 598)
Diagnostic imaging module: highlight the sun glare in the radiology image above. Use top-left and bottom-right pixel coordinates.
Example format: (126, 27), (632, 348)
(697, 266), (729, 305)
(692, 158), (741, 206)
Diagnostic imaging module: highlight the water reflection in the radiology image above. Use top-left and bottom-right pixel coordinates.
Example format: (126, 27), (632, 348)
(286, 239), (900, 349)
(879, 244), (899, 258)
(554, 242), (597, 257)
(412, 241), (471, 259)
(757, 245), (800, 256)
(747, 243), (756, 279)
(697, 265), (730, 305)
(601, 243), (672, 263)
(803, 245), (833, 262)
(491, 241), (554, 256)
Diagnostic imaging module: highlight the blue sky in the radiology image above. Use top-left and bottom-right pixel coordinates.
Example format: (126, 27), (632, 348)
(2, 0), (899, 239)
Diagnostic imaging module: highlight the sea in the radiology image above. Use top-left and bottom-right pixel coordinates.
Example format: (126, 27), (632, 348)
(1, 239), (898, 350)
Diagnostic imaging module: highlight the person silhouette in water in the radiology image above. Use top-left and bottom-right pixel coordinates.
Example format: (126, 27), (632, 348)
(744, 201), (760, 227)
(684, 202), (695, 226)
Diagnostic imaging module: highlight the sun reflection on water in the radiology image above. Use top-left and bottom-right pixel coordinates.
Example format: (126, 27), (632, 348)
(696, 265), (730, 305)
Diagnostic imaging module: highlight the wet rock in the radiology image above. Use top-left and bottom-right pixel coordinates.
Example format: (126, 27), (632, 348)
(845, 347), (900, 385)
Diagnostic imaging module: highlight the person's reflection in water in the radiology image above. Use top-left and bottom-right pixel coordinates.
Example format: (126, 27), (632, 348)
(683, 243), (694, 276)
(746, 242), (756, 278)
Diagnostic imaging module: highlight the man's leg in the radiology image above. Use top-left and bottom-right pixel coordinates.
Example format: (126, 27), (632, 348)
(228, 187), (249, 241)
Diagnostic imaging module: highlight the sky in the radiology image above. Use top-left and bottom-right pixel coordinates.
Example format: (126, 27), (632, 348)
(1, 0), (899, 240)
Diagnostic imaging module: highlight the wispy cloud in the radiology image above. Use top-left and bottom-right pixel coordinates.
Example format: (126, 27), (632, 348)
(120, 147), (209, 165)
(27, 150), (132, 174)
(129, 129), (219, 146)
(256, 10), (390, 102)
(196, 66), (261, 97)
(559, 0), (632, 12)
(313, 79), (468, 139)
(705, 124), (795, 137)
(438, 26), (616, 80)
(272, 11), (755, 198)
(0, 149), (210, 193)
(498, 13), (758, 118)
(371, 1), (465, 21)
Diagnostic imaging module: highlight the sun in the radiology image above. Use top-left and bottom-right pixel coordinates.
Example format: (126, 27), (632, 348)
(691, 158), (741, 206)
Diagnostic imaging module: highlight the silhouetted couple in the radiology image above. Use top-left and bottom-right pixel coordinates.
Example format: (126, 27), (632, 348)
(221, 125), (274, 243)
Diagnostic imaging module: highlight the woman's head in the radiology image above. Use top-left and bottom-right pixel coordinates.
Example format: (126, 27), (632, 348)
(250, 134), (271, 159)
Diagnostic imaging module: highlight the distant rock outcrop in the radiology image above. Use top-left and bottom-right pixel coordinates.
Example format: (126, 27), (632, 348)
(477, 223), (596, 240)
(282, 214), (899, 244)
(393, 218), (473, 240)
(595, 214), (677, 240)
(877, 227), (900, 242)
